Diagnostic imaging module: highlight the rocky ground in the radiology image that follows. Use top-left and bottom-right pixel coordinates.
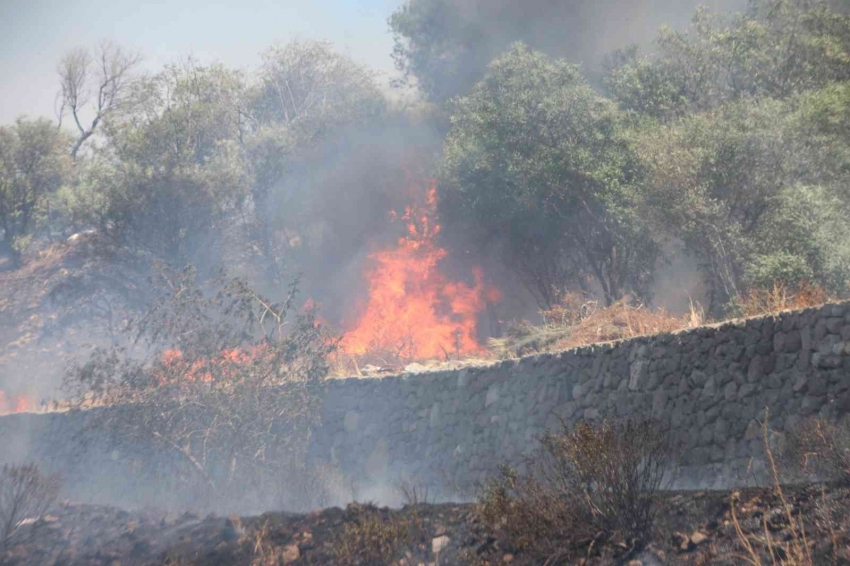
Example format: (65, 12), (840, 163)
(2, 483), (848, 565)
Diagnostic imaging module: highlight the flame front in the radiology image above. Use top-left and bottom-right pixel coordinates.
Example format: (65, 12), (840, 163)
(340, 179), (499, 363)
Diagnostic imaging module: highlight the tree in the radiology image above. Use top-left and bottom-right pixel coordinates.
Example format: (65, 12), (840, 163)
(604, 0), (850, 120)
(0, 118), (71, 265)
(439, 44), (660, 308)
(244, 40), (387, 281)
(57, 40), (141, 159)
(86, 60), (251, 264)
(63, 265), (336, 512)
(635, 96), (850, 312)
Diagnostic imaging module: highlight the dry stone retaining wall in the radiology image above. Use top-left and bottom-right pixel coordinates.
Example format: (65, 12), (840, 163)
(310, 301), (850, 493)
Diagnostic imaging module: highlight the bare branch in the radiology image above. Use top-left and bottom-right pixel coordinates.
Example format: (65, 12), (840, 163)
(57, 40), (142, 159)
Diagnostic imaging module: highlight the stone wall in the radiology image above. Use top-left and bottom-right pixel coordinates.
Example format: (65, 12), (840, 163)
(2, 301), (850, 507)
(310, 301), (850, 493)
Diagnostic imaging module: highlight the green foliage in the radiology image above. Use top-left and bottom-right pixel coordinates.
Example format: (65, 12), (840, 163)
(633, 84), (850, 311)
(439, 44), (660, 307)
(0, 118), (71, 264)
(388, 0), (486, 103)
(247, 39), (386, 203)
(606, 1), (850, 119)
(80, 61), (252, 263)
(635, 96), (847, 309)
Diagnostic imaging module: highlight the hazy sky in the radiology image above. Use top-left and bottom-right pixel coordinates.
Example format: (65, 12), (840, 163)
(0, 0), (405, 125)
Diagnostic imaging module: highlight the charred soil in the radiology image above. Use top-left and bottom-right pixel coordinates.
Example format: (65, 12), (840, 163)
(2, 483), (849, 566)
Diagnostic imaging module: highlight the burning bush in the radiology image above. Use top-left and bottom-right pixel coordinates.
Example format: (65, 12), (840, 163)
(477, 419), (672, 563)
(337, 178), (500, 371)
(0, 463), (61, 548)
(63, 264), (337, 513)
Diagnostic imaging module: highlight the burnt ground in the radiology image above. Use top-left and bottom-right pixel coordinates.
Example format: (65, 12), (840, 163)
(2, 483), (849, 566)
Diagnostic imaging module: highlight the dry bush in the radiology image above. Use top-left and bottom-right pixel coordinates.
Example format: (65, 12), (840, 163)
(784, 417), (850, 484)
(477, 419), (672, 564)
(0, 463), (61, 547)
(63, 263), (337, 513)
(735, 281), (831, 318)
(539, 290), (599, 328)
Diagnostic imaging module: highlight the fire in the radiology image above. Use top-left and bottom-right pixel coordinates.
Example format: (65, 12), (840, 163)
(0, 390), (35, 415)
(155, 347), (264, 385)
(340, 179), (500, 363)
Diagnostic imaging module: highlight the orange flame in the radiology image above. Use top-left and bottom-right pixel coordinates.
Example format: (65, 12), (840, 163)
(0, 390), (35, 415)
(340, 179), (500, 363)
(155, 347), (265, 385)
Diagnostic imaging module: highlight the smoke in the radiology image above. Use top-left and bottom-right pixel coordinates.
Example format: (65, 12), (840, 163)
(251, 116), (446, 324)
(393, 0), (747, 101)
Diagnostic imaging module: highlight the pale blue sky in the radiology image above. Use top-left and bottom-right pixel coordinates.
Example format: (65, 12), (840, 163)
(0, 0), (405, 125)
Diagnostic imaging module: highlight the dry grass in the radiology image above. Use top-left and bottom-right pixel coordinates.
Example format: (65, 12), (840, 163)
(490, 295), (700, 359)
(551, 298), (695, 351)
(490, 281), (835, 360)
(331, 504), (430, 566)
(731, 410), (842, 566)
(735, 282), (831, 318)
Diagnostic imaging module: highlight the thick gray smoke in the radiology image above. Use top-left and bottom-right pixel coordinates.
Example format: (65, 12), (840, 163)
(392, 0), (747, 101)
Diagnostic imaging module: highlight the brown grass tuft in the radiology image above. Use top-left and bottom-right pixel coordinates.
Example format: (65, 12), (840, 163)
(730, 410), (842, 566)
(332, 504), (427, 566)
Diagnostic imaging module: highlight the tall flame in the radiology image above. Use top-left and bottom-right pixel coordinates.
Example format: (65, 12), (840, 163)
(340, 179), (499, 363)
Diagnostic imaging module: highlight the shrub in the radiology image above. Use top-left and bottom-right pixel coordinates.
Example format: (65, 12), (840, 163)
(477, 419), (672, 564)
(0, 463), (61, 548)
(63, 264), (337, 513)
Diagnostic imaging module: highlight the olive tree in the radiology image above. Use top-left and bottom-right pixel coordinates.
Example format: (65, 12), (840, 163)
(439, 44), (660, 308)
(0, 118), (71, 265)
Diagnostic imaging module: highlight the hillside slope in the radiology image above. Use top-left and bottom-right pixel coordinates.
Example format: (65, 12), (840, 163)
(0, 235), (147, 407)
